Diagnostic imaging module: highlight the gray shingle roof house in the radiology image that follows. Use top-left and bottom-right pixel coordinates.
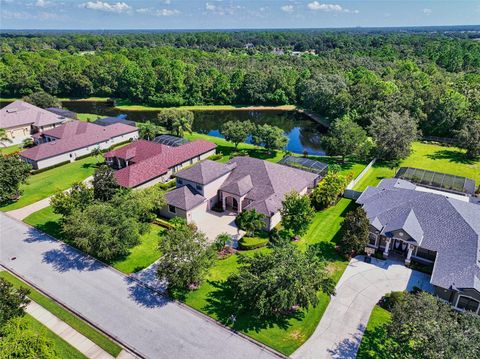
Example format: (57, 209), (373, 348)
(160, 157), (319, 230)
(357, 178), (480, 314)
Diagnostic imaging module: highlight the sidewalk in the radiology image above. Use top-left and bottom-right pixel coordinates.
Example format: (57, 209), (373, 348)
(26, 301), (136, 359)
(7, 175), (94, 221)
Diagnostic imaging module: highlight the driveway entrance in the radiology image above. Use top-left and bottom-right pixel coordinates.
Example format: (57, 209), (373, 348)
(190, 210), (244, 242)
(292, 256), (432, 359)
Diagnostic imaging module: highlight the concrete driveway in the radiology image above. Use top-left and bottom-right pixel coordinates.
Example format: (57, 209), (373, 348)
(292, 256), (433, 359)
(191, 210), (245, 242)
(0, 213), (280, 359)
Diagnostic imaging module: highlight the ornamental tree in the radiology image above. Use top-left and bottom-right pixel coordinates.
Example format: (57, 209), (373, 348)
(338, 207), (370, 258)
(252, 124), (288, 152)
(0, 154), (31, 205)
(92, 165), (120, 202)
(228, 244), (335, 317)
(0, 278), (30, 327)
(235, 209), (266, 236)
(220, 120), (254, 149)
(50, 182), (93, 218)
(157, 220), (214, 290)
(311, 172), (351, 210)
(280, 191), (314, 236)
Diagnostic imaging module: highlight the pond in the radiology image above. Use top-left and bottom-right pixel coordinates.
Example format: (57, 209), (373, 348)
(1, 100), (328, 155)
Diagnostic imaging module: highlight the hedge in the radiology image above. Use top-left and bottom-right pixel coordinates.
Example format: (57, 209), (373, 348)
(157, 179), (176, 190)
(208, 153), (224, 161)
(31, 160), (71, 174)
(238, 236), (269, 250)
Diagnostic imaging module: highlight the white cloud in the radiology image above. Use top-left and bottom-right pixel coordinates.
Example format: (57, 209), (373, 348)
(136, 7), (179, 16)
(204, 2), (240, 16)
(307, 2), (342, 12)
(80, 1), (131, 13)
(281, 5), (294, 13)
(423, 8), (432, 16)
(205, 2), (217, 12)
(35, 0), (50, 7)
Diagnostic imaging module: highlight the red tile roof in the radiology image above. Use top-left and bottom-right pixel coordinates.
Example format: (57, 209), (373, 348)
(109, 140), (217, 188)
(104, 140), (165, 162)
(20, 121), (138, 161)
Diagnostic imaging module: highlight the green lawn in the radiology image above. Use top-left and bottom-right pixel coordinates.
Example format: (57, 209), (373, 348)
(23, 314), (87, 359)
(174, 198), (353, 355)
(24, 207), (164, 274)
(0, 271), (122, 357)
(357, 305), (392, 358)
(185, 132), (366, 178)
(77, 113), (104, 122)
(111, 224), (164, 273)
(353, 142), (480, 191)
(0, 144), (21, 155)
(0, 156), (98, 212)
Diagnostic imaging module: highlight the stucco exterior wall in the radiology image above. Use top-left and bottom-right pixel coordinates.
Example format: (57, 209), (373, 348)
(268, 211), (282, 231)
(4, 125), (30, 144)
(23, 131), (138, 170)
(159, 206), (187, 220)
(135, 171), (172, 190)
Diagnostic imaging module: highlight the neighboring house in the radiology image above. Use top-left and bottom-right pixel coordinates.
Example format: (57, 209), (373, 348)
(20, 120), (138, 169)
(104, 139), (217, 189)
(357, 178), (480, 314)
(161, 156), (319, 230)
(93, 117), (136, 127)
(0, 100), (70, 145)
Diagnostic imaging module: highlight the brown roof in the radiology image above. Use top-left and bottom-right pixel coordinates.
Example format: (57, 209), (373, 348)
(0, 100), (68, 129)
(20, 121), (138, 161)
(106, 140), (217, 188)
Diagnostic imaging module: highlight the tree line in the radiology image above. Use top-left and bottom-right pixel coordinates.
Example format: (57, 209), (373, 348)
(1, 32), (479, 138)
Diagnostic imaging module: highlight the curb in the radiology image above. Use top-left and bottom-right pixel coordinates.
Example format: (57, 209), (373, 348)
(2, 213), (287, 359)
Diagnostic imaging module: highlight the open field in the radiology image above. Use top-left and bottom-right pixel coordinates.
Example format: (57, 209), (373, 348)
(174, 198), (354, 355)
(0, 271), (122, 357)
(356, 305), (392, 358)
(353, 142), (480, 191)
(0, 156), (97, 212)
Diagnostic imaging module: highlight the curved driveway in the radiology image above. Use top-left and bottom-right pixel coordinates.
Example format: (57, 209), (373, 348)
(0, 213), (281, 359)
(292, 256), (433, 359)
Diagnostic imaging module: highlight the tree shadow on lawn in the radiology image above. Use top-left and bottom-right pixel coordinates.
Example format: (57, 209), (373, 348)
(200, 279), (305, 333)
(426, 149), (476, 165)
(33, 220), (64, 241)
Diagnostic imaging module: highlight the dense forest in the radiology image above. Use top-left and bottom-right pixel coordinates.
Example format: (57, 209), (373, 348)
(1, 31), (479, 137)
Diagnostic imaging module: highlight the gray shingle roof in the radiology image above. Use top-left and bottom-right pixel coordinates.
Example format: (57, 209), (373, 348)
(357, 179), (480, 292)
(165, 185), (205, 211)
(175, 160), (235, 185)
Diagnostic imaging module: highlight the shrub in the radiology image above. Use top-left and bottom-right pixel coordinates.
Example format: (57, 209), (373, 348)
(238, 235), (269, 250)
(157, 180), (176, 190)
(208, 153), (224, 161)
(379, 291), (406, 311)
(153, 217), (175, 229)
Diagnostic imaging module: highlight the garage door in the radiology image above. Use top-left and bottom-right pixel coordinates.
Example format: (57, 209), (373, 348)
(188, 201), (208, 224)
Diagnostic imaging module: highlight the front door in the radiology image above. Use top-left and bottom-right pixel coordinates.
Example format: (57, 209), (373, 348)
(392, 239), (408, 255)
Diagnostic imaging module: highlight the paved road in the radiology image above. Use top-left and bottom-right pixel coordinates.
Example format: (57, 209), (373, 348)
(292, 256), (432, 359)
(0, 213), (280, 359)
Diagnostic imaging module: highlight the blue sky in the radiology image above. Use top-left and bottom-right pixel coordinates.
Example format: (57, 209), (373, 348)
(1, 1), (479, 30)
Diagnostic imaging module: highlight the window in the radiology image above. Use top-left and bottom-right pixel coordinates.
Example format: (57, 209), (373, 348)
(168, 205), (176, 214)
(196, 184), (203, 191)
(457, 296), (479, 313)
(368, 233), (377, 246)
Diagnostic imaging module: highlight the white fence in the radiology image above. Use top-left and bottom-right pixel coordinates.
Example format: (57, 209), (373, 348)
(346, 158), (377, 190)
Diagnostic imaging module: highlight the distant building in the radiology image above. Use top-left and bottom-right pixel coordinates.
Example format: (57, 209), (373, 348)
(0, 101), (70, 145)
(20, 120), (138, 170)
(104, 139), (217, 189)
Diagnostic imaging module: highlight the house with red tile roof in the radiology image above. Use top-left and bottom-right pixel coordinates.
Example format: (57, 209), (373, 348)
(0, 100), (71, 145)
(20, 120), (139, 170)
(103, 139), (217, 189)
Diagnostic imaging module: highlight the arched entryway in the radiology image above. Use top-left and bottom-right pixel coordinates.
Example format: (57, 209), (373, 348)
(225, 196), (238, 212)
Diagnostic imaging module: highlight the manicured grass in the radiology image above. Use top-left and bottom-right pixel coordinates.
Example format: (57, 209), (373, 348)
(111, 224), (164, 273)
(174, 199), (353, 355)
(0, 271), (122, 357)
(185, 132), (366, 178)
(77, 113), (104, 122)
(0, 156), (97, 212)
(24, 206), (63, 239)
(23, 314), (87, 359)
(357, 305), (392, 358)
(0, 144), (21, 155)
(354, 142), (480, 191)
(115, 100), (296, 111)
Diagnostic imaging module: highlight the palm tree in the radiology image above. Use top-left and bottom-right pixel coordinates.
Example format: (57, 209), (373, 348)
(91, 147), (103, 163)
(0, 128), (12, 147)
(171, 116), (192, 137)
(139, 121), (162, 140)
